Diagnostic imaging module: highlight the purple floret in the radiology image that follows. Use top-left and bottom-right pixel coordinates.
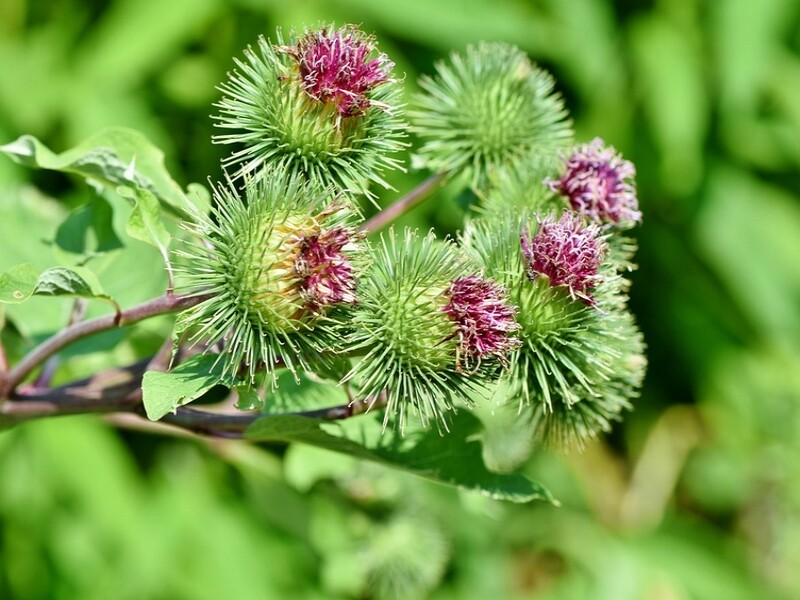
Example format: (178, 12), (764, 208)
(295, 227), (357, 312)
(548, 138), (641, 225)
(521, 212), (605, 305)
(285, 26), (392, 117)
(443, 275), (519, 368)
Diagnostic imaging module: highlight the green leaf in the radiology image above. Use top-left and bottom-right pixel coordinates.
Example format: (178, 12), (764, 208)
(235, 385), (263, 411)
(0, 264), (39, 304)
(307, 355), (353, 383)
(0, 263), (120, 311)
(246, 411), (552, 503)
(0, 187), (71, 337)
(268, 371), (350, 414)
(116, 185), (171, 270)
(142, 354), (229, 421)
(54, 196), (124, 263)
(0, 127), (191, 217)
(33, 266), (119, 310)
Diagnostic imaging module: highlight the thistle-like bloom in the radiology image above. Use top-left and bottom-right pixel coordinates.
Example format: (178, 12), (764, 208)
(214, 25), (406, 200)
(461, 214), (646, 448)
(283, 26), (392, 117)
(443, 275), (519, 369)
(177, 172), (363, 383)
(296, 226), (357, 312)
(521, 212), (605, 304)
(548, 138), (641, 225)
(346, 230), (516, 430)
(410, 43), (572, 189)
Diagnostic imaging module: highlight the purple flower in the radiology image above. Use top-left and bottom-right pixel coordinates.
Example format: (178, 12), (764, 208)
(521, 212), (606, 305)
(443, 275), (520, 368)
(547, 138), (641, 225)
(284, 26), (392, 117)
(295, 226), (357, 312)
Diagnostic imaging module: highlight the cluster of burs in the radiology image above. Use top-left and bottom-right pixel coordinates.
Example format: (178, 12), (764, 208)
(179, 24), (646, 447)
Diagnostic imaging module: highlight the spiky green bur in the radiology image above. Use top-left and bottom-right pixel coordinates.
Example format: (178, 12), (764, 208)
(213, 25), (407, 200)
(476, 154), (564, 215)
(461, 213), (646, 448)
(176, 173), (365, 385)
(346, 229), (518, 431)
(410, 42), (572, 190)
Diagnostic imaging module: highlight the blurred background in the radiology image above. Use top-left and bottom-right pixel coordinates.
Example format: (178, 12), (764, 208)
(1, 0), (800, 598)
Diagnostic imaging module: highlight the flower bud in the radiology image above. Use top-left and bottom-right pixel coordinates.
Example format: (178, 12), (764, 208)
(443, 275), (520, 370)
(346, 229), (517, 430)
(178, 173), (363, 383)
(521, 212), (606, 305)
(295, 226), (357, 311)
(548, 138), (641, 226)
(282, 26), (393, 117)
(410, 43), (572, 189)
(214, 25), (406, 200)
(461, 213), (645, 448)
(238, 210), (358, 326)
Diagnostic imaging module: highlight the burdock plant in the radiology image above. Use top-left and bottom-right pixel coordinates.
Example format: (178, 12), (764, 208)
(0, 23), (646, 503)
(410, 42), (573, 189)
(177, 170), (364, 385)
(214, 24), (406, 201)
(345, 229), (518, 430)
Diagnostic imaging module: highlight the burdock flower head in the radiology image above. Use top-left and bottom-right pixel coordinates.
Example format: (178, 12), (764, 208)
(548, 138), (641, 226)
(295, 225), (357, 311)
(410, 42), (572, 189)
(521, 212), (606, 305)
(214, 24), (406, 200)
(443, 275), (520, 369)
(346, 230), (518, 430)
(461, 213), (645, 448)
(283, 25), (393, 117)
(178, 171), (364, 383)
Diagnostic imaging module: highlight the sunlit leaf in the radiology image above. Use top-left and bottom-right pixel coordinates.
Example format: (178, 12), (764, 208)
(0, 187), (71, 336)
(142, 354), (230, 421)
(33, 266), (119, 311)
(235, 385), (263, 411)
(246, 411), (552, 503)
(0, 264), (38, 304)
(54, 196), (124, 263)
(267, 371), (350, 414)
(0, 127), (192, 217)
(116, 185), (172, 271)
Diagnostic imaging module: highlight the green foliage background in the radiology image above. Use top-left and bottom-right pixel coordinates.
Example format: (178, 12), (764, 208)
(1, 0), (800, 598)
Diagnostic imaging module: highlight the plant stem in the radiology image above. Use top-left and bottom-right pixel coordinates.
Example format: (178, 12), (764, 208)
(159, 396), (383, 438)
(359, 172), (448, 233)
(1, 358), (385, 437)
(0, 341), (7, 377)
(1, 292), (210, 395)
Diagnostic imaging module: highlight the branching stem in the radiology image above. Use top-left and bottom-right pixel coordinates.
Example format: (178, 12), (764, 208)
(359, 172), (448, 233)
(0, 292), (211, 396)
(0, 341), (8, 378)
(0, 175), (443, 432)
(0, 356), (385, 437)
